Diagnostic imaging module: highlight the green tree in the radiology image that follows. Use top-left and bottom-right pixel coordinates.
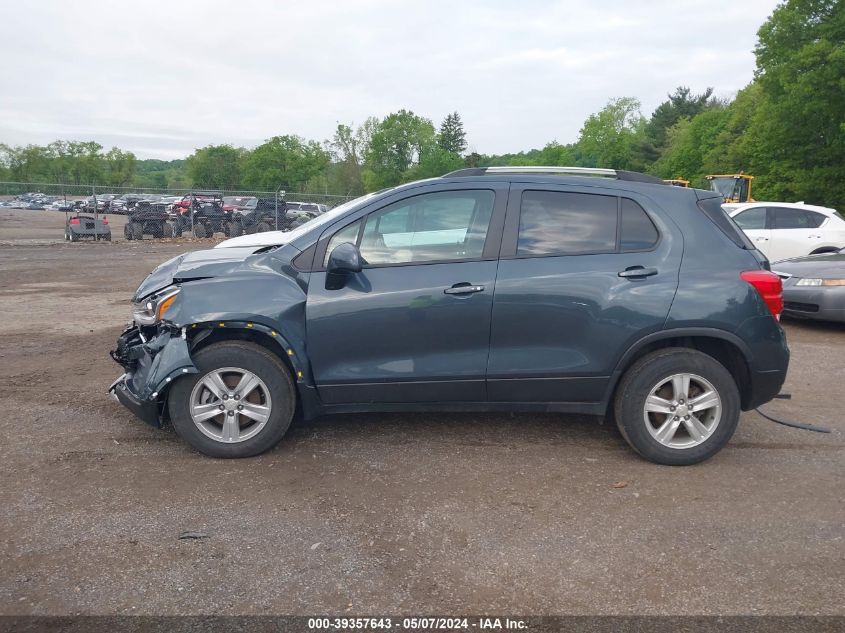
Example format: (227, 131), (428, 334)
(575, 97), (646, 169)
(646, 86), (715, 151)
(328, 118), (379, 195)
(102, 147), (137, 187)
(749, 0), (845, 206)
(437, 112), (467, 155)
(241, 135), (329, 191)
(363, 110), (436, 190)
(407, 146), (465, 180)
(186, 145), (244, 189)
(652, 105), (731, 184)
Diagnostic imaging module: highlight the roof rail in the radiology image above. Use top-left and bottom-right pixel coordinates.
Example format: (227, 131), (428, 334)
(443, 166), (666, 185)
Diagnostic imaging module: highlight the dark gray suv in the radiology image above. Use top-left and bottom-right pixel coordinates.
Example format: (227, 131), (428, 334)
(110, 166), (789, 465)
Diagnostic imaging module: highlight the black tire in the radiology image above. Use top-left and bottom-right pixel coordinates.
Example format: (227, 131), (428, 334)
(161, 222), (172, 238)
(69, 230), (79, 242)
(257, 221), (270, 233)
(168, 341), (296, 458)
(104, 232), (112, 242)
(194, 223), (207, 238)
(171, 221), (183, 237)
(131, 222), (144, 241)
(124, 224), (133, 240)
(613, 348), (740, 466)
(228, 221), (243, 237)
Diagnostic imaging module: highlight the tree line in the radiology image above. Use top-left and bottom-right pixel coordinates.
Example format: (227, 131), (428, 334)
(1, 1), (841, 208)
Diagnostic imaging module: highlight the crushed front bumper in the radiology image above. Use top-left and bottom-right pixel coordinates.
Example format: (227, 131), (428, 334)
(108, 325), (198, 428)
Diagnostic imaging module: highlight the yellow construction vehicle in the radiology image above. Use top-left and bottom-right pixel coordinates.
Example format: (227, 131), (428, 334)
(664, 178), (690, 187)
(705, 173), (754, 203)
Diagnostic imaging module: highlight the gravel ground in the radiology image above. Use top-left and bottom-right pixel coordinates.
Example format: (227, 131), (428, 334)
(0, 209), (843, 616)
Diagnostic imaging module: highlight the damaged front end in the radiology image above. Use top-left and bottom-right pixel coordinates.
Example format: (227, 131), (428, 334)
(109, 324), (198, 428)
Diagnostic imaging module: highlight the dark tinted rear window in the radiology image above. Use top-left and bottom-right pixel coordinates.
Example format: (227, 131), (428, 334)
(697, 196), (754, 249)
(518, 191), (617, 256)
(771, 207), (826, 229)
(620, 198), (659, 250)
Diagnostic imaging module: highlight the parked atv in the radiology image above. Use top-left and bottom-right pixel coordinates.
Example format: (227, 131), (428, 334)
(124, 200), (173, 240)
(225, 198), (285, 237)
(173, 192), (230, 238)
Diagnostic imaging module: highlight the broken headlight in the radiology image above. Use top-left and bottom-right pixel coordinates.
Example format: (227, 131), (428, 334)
(132, 286), (180, 325)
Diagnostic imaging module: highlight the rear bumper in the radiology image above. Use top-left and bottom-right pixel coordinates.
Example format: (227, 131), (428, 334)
(735, 315), (790, 410)
(746, 368), (787, 410)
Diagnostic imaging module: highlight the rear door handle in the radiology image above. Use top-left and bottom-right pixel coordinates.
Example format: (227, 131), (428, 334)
(444, 283), (485, 295)
(618, 266), (658, 279)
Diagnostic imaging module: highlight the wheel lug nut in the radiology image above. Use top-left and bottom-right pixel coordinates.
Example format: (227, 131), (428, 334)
(685, 415), (690, 420)
(670, 406), (676, 412)
(673, 416), (679, 421)
(227, 411), (234, 416)
(679, 399), (684, 404)
(222, 395), (228, 400)
(234, 394), (240, 400)
(218, 405), (224, 410)
(237, 405), (243, 410)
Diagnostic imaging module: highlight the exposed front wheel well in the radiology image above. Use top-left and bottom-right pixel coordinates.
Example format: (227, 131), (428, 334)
(189, 326), (297, 381)
(809, 246), (839, 255)
(611, 335), (751, 411)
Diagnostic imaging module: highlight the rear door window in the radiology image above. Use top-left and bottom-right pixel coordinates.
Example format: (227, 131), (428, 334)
(517, 191), (617, 256)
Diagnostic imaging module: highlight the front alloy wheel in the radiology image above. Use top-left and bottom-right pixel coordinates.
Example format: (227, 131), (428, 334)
(168, 341), (296, 457)
(189, 367), (272, 443)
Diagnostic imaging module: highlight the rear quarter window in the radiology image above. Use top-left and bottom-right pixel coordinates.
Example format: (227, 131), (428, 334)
(699, 197), (754, 249)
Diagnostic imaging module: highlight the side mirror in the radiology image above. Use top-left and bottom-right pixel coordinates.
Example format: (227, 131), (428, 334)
(325, 242), (362, 289)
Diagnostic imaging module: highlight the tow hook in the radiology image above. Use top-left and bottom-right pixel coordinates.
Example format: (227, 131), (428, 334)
(755, 393), (831, 433)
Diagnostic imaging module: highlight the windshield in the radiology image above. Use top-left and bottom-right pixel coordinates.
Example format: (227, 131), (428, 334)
(709, 178), (737, 199)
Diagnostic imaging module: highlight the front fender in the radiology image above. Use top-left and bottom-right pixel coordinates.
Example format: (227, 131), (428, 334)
(163, 269), (310, 384)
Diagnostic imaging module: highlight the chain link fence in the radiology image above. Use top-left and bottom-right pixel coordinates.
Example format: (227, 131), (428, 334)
(0, 181), (357, 243)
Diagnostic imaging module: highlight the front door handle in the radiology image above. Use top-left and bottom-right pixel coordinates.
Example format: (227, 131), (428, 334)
(618, 266), (658, 279)
(444, 283), (485, 295)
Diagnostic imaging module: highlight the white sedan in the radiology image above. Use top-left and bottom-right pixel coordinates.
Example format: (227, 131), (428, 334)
(726, 201), (845, 261)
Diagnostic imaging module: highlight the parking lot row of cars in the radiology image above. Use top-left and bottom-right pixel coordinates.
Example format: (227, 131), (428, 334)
(0, 191), (331, 241)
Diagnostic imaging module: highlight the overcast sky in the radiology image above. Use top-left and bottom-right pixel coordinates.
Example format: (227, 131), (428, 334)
(1, 0), (780, 160)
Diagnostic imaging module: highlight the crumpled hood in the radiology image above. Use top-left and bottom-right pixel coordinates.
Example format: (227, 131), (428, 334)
(132, 247), (263, 302)
(772, 252), (845, 279)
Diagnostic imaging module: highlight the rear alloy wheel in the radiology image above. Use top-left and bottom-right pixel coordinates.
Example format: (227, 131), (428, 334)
(169, 341), (295, 458)
(614, 348), (740, 465)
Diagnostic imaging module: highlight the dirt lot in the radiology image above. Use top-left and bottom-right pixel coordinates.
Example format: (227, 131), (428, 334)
(0, 209), (843, 616)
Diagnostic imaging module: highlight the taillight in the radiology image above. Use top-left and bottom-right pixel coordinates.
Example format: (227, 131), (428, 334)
(741, 270), (783, 319)
(69, 218), (80, 225)
(102, 217), (109, 224)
